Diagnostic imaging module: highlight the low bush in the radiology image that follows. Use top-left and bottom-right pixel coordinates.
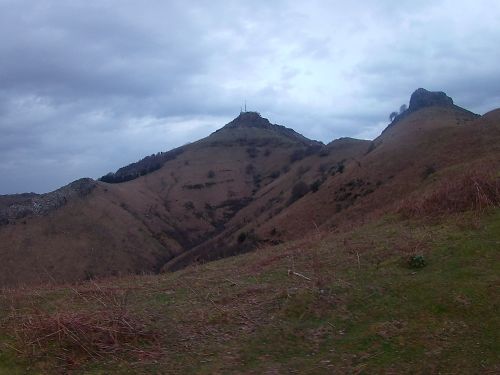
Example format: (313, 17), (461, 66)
(422, 164), (437, 180)
(318, 148), (330, 157)
(408, 255), (426, 269)
(237, 232), (247, 243)
(310, 179), (324, 193)
(246, 147), (259, 158)
(289, 181), (310, 204)
(269, 170), (281, 179)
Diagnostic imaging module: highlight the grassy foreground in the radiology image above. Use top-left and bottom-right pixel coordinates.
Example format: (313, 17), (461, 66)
(1, 211), (499, 374)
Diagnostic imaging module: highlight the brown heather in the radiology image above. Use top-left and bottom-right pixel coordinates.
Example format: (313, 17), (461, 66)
(398, 171), (500, 217)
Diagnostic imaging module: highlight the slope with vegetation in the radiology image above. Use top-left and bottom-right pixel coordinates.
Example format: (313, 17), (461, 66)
(1, 202), (499, 373)
(0, 89), (499, 288)
(0, 88), (499, 373)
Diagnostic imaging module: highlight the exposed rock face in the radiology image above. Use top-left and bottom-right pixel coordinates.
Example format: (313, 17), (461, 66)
(0, 178), (97, 224)
(382, 88), (457, 133)
(409, 88), (454, 112)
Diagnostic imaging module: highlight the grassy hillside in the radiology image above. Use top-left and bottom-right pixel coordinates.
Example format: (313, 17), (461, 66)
(0, 112), (367, 286)
(1, 206), (499, 374)
(0, 89), (499, 293)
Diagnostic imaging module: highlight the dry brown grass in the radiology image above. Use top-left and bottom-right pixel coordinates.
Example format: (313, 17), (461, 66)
(2, 282), (161, 368)
(398, 171), (500, 217)
(11, 309), (157, 360)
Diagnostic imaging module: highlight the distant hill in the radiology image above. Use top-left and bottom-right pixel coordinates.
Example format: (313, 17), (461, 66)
(0, 89), (499, 286)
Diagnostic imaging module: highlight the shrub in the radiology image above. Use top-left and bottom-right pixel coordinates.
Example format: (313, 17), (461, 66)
(310, 179), (323, 193)
(290, 149), (305, 163)
(422, 165), (436, 179)
(318, 148), (330, 157)
(330, 161), (346, 175)
(318, 163), (328, 174)
(408, 255), (426, 269)
(289, 181), (310, 203)
(237, 232), (247, 243)
(246, 147), (259, 158)
(253, 174), (262, 186)
(207, 170), (215, 178)
(269, 170), (281, 179)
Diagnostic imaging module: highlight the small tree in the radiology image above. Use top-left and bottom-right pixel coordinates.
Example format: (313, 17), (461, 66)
(399, 104), (407, 114)
(389, 111), (398, 122)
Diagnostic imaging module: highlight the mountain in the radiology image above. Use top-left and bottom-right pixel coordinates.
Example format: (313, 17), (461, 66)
(0, 112), (326, 286)
(0, 89), (499, 287)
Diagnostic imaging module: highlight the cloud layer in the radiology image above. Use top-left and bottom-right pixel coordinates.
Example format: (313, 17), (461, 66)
(1, 0), (499, 193)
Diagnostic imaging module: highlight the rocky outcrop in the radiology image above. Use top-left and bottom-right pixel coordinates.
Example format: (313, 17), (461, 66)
(408, 88), (454, 112)
(383, 88), (459, 133)
(0, 178), (97, 224)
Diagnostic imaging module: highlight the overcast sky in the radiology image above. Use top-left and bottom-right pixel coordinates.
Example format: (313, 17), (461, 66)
(1, 0), (499, 194)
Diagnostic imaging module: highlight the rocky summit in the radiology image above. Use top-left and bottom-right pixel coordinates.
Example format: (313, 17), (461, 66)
(224, 111), (273, 129)
(409, 88), (454, 112)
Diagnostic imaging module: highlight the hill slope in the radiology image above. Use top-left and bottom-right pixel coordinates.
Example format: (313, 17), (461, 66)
(1, 207), (499, 374)
(1, 89), (499, 286)
(0, 112), (326, 286)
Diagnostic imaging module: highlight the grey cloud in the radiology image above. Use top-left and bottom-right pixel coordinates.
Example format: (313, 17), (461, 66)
(1, 0), (500, 194)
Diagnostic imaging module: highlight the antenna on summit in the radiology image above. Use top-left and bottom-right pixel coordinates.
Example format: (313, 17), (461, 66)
(244, 100), (247, 112)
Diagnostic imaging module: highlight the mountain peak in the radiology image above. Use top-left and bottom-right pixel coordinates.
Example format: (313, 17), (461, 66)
(382, 88), (464, 134)
(208, 111), (322, 147)
(409, 88), (454, 112)
(224, 111), (272, 129)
